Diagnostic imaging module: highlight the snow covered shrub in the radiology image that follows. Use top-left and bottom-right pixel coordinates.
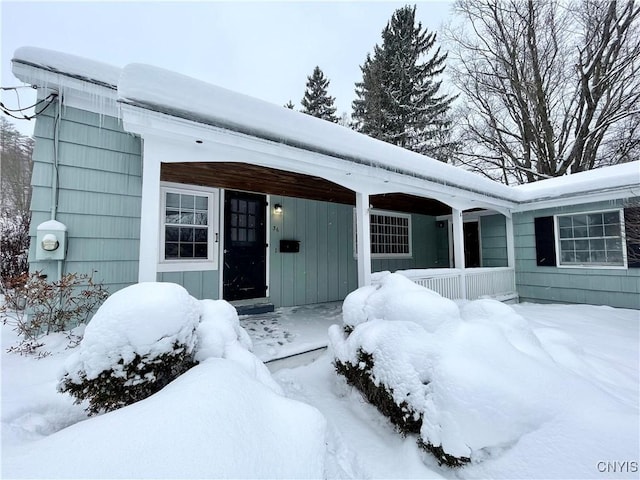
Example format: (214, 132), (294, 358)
(58, 283), (201, 415)
(335, 348), (422, 435)
(331, 273), (563, 467)
(0, 212), (30, 297)
(1, 272), (109, 356)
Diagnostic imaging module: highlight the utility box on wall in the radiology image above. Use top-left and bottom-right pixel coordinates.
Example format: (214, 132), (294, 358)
(279, 239), (300, 253)
(35, 220), (67, 261)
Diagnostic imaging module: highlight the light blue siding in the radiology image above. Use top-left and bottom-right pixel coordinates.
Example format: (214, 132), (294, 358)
(481, 214), (508, 267)
(514, 199), (640, 309)
(269, 196), (358, 307)
(28, 104), (142, 294)
(157, 271), (219, 300)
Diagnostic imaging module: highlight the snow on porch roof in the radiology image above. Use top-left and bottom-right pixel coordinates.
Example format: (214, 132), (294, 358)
(11, 46), (640, 208)
(117, 62), (518, 202)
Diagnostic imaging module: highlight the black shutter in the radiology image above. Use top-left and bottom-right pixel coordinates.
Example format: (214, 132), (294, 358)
(534, 216), (557, 266)
(624, 207), (640, 268)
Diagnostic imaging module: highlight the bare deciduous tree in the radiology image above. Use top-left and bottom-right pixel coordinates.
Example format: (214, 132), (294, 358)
(0, 117), (34, 216)
(446, 0), (640, 184)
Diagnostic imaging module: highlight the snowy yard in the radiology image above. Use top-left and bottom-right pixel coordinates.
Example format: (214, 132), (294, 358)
(1, 282), (638, 479)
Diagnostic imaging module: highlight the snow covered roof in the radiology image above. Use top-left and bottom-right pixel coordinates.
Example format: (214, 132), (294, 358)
(513, 161), (640, 205)
(11, 47), (640, 211)
(12, 46), (121, 90)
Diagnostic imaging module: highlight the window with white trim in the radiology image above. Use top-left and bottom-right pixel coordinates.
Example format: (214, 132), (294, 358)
(556, 210), (625, 267)
(354, 209), (412, 258)
(160, 184), (219, 271)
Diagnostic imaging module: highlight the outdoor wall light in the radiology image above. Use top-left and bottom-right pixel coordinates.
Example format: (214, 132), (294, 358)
(274, 204), (283, 214)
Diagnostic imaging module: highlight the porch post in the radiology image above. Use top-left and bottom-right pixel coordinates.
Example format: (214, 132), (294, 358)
(451, 208), (467, 299)
(138, 139), (161, 282)
(355, 191), (372, 287)
(505, 214), (515, 268)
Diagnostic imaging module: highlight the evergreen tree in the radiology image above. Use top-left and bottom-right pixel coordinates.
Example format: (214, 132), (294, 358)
(284, 100), (295, 109)
(352, 5), (455, 160)
(300, 66), (338, 122)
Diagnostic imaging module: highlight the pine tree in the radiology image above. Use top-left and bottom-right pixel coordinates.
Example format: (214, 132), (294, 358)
(352, 5), (456, 161)
(284, 100), (295, 109)
(300, 66), (338, 122)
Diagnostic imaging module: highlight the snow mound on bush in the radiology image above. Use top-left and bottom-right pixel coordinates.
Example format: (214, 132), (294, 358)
(61, 282), (201, 382)
(196, 299), (282, 394)
(342, 272), (459, 332)
(5, 359), (327, 479)
(330, 272), (583, 461)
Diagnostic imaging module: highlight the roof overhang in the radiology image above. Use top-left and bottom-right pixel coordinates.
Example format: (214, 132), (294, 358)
(12, 46), (639, 216)
(120, 101), (516, 213)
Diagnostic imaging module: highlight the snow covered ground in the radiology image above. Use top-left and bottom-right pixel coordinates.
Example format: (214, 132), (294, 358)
(1, 287), (638, 479)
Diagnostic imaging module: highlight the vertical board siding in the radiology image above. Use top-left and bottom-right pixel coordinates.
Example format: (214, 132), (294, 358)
(269, 196), (357, 307)
(157, 271), (220, 300)
(28, 104), (142, 294)
(514, 199), (640, 309)
(480, 214), (508, 267)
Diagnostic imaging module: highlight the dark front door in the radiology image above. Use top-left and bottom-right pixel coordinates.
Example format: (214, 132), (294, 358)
(223, 191), (267, 301)
(464, 221), (481, 268)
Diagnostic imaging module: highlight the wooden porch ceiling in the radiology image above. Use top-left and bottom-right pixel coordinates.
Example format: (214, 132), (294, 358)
(161, 162), (452, 216)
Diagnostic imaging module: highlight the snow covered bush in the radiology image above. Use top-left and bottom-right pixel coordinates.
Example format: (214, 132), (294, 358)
(330, 272), (564, 467)
(58, 283), (201, 415)
(58, 282), (279, 415)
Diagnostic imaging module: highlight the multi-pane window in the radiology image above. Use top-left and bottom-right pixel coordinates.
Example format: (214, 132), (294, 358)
(229, 198), (258, 244)
(164, 192), (209, 259)
(159, 185), (218, 272)
(369, 211), (412, 257)
(556, 210), (625, 266)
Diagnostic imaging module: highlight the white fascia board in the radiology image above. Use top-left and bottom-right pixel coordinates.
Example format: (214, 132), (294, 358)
(12, 62), (119, 118)
(511, 186), (639, 212)
(120, 103), (516, 211)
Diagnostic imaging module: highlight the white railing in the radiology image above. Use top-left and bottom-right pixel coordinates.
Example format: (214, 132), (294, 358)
(376, 267), (517, 301)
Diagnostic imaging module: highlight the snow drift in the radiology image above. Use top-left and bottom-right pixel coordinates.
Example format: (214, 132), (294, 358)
(4, 282), (328, 478)
(329, 272), (628, 465)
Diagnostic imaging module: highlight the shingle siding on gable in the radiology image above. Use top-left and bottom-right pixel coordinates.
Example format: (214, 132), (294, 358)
(28, 104), (142, 294)
(514, 199), (640, 309)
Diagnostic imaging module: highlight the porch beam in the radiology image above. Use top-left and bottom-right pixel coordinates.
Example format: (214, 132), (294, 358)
(138, 139), (162, 282)
(451, 207), (467, 299)
(355, 191), (372, 287)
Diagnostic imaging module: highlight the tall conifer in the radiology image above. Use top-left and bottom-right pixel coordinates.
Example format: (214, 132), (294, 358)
(300, 66), (338, 122)
(352, 5), (456, 161)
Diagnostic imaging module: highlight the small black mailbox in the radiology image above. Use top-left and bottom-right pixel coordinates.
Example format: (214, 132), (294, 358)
(280, 239), (300, 253)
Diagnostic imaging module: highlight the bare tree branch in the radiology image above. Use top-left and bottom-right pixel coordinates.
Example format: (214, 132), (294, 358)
(446, 0), (640, 183)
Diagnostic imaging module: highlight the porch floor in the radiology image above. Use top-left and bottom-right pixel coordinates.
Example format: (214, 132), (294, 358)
(239, 301), (343, 366)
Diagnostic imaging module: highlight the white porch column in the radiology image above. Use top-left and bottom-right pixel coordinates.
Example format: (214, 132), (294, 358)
(505, 214), (516, 268)
(138, 140), (161, 282)
(451, 208), (467, 299)
(355, 191), (372, 287)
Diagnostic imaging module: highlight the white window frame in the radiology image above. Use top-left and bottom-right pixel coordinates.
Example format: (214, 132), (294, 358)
(158, 182), (220, 272)
(353, 209), (413, 259)
(554, 208), (627, 270)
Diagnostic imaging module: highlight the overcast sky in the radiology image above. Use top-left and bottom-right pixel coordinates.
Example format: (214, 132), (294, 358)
(1, 1), (454, 137)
